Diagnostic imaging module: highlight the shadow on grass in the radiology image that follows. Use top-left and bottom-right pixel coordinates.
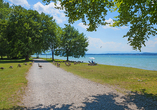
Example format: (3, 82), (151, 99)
(122, 89), (157, 109)
(1, 92), (157, 110)
(33, 59), (68, 63)
(0, 58), (33, 64)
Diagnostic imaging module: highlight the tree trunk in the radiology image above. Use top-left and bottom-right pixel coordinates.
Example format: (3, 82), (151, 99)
(36, 54), (39, 58)
(52, 49), (54, 61)
(25, 54), (29, 61)
(66, 51), (69, 61)
(7, 55), (10, 59)
(67, 55), (69, 61)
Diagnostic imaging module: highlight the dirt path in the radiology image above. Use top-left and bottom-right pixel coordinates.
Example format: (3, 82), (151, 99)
(22, 59), (157, 110)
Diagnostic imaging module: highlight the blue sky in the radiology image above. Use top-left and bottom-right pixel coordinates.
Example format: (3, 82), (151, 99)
(4, 0), (157, 53)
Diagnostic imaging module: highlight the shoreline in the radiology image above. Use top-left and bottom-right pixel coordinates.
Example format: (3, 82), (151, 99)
(31, 55), (157, 71)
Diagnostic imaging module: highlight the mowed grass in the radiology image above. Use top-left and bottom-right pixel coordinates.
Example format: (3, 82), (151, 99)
(0, 58), (32, 109)
(44, 58), (157, 99)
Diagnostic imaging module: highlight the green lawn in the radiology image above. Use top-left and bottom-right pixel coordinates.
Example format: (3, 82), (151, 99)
(1, 57), (156, 109)
(0, 58), (32, 109)
(44, 58), (157, 99)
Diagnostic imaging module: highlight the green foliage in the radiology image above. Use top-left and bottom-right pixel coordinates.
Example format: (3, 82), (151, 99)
(55, 24), (88, 61)
(1, 2), (61, 60)
(0, 1), (88, 61)
(40, 14), (62, 60)
(0, 0), (10, 19)
(0, 0), (11, 58)
(43, 0), (112, 31)
(4, 6), (43, 60)
(112, 0), (157, 51)
(42, 0), (157, 51)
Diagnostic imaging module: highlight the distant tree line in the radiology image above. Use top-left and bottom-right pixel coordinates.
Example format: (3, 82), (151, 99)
(0, 0), (88, 61)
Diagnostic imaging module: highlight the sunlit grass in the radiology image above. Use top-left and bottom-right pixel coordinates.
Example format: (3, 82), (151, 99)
(44, 58), (157, 99)
(0, 58), (32, 109)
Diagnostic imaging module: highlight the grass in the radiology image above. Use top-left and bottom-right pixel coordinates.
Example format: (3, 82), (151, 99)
(1, 56), (156, 109)
(44, 58), (157, 99)
(0, 58), (32, 109)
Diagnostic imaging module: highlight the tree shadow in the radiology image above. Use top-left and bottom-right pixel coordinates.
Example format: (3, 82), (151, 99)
(2, 92), (157, 110)
(121, 89), (157, 110)
(0, 58), (33, 64)
(33, 60), (50, 63)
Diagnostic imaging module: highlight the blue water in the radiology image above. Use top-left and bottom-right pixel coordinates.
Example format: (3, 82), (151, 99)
(31, 54), (157, 71)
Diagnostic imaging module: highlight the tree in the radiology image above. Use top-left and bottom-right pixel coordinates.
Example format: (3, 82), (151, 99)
(111, 0), (157, 50)
(39, 12), (62, 61)
(4, 6), (52, 60)
(55, 24), (88, 61)
(0, 0), (10, 58)
(1, 1), (62, 60)
(42, 0), (157, 51)
(49, 25), (62, 61)
(5, 6), (40, 60)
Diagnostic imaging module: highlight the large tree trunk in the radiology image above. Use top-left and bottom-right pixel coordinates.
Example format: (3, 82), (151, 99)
(7, 55), (10, 59)
(66, 52), (69, 61)
(66, 51), (69, 61)
(25, 54), (29, 61)
(36, 54), (39, 58)
(67, 55), (69, 61)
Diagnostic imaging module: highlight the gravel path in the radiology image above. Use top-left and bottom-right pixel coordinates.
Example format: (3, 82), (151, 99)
(22, 59), (157, 110)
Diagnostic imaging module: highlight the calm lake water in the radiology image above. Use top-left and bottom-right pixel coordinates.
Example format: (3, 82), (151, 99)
(31, 54), (157, 71)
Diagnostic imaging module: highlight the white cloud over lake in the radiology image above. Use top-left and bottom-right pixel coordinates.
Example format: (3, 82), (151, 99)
(142, 38), (157, 52)
(87, 36), (126, 53)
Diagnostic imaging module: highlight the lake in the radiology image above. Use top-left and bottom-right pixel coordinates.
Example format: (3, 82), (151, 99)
(31, 54), (157, 71)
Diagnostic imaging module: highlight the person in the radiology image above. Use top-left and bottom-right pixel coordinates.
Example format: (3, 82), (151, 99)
(92, 60), (93, 63)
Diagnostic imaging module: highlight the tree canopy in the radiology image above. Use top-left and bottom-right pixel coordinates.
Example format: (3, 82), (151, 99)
(0, 1), (61, 60)
(0, 0), (11, 59)
(0, 0), (88, 60)
(56, 24), (88, 61)
(42, 0), (157, 51)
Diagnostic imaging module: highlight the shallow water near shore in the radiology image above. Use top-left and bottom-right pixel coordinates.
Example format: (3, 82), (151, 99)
(31, 54), (157, 71)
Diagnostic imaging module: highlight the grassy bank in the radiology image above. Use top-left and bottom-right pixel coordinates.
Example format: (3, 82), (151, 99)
(0, 58), (32, 109)
(44, 58), (157, 99)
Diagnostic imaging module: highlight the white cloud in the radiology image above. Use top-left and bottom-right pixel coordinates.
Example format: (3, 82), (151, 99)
(102, 18), (119, 30)
(121, 26), (128, 29)
(145, 38), (157, 47)
(8, 0), (30, 8)
(77, 18), (129, 30)
(142, 39), (157, 52)
(87, 36), (124, 53)
(102, 18), (128, 30)
(87, 36), (157, 53)
(33, 2), (66, 23)
(78, 23), (89, 29)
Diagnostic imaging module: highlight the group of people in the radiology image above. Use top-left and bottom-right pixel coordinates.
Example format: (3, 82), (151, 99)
(88, 60), (97, 65)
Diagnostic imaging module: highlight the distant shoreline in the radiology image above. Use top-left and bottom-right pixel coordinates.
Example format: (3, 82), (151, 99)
(39, 53), (157, 55)
(85, 53), (157, 55)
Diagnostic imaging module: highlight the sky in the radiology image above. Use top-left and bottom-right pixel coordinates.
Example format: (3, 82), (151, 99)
(4, 0), (157, 53)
